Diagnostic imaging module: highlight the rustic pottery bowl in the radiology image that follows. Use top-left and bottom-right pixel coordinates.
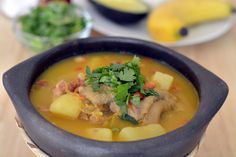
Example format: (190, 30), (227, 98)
(14, 116), (202, 157)
(3, 37), (228, 157)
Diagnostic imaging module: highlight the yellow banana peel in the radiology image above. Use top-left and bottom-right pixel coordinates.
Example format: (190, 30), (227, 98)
(147, 0), (234, 42)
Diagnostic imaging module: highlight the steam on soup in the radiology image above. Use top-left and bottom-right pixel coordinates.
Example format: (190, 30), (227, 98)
(30, 53), (198, 141)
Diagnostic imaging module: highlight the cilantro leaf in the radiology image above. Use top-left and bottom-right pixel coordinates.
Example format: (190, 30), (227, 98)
(99, 76), (110, 83)
(144, 89), (160, 97)
(86, 66), (91, 76)
(91, 80), (100, 91)
(119, 103), (128, 114)
(120, 113), (138, 125)
(115, 83), (130, 102)
(131, 55), (140, 65)
(131, 95), (141, 106)
(111, 64), (124, 71)
(118, 67), (136, 82)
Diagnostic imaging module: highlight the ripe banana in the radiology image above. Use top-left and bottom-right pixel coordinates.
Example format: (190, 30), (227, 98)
(147, 0), (235, 42)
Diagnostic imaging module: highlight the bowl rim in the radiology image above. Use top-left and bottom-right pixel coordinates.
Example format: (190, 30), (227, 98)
(2, 37), (228, 156)
(14, 115), (203, 157)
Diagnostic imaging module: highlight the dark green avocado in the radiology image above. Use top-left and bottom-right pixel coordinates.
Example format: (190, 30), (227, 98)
(89, 0), (150, 25)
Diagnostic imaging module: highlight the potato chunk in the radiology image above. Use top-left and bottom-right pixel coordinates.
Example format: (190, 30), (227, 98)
(50, 93), (83, 119)
(85, 128), (112, 141)
(152, 71), (174, 90)
(118, 124), (166, 141)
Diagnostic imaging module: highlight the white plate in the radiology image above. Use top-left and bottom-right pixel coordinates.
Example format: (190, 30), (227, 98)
(74, 0), (235, 47)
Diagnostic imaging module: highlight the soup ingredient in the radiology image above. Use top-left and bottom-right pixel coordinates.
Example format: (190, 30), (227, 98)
(147, 0), (235, 42)
(30, 53), (199, 141)
(143, 91), (177, 124)
(85, 128), (112, 141)
(85, 56), (159, 124)
(19, 1), (86, 50)
(49, 93), (83, 119)
(78, 85), (114, 105)
(118, 124), (166, 141)
(95, 0), (149, 13)
(152, 71), (174, 91)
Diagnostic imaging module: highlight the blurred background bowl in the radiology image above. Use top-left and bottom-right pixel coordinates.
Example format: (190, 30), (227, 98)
(12, 6), (93, 52)
(88, 0), (149, 25)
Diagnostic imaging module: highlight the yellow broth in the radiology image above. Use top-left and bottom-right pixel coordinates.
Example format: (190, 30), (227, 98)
(30, 53), (198, 141)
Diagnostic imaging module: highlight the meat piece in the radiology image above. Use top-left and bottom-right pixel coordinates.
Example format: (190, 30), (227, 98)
(89, 112), (112, 124)
(68, 81), (79, 92)
(89, 114), (106, 124)
(53, 79), (81, 97)
(139, 96), (157, 119)
(78, 85), (114, 105)
(36, 80), (48, 87)
(80, 104), (106, 124)
(128, 96), (157, 120)
(79, 112), (89, 121)
(143, 92), (177, 124)
(53, 80), (67, 97)
(79, 105), (113, 124)
(78, 79), (85, 87)
(143, 101), (165, 124)
(110, 102), (120, 113)
(82, 104), (97, 113)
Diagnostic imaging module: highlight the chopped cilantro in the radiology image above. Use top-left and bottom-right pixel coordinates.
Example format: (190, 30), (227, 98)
(144, 89), (160, 97)
(131, 95), (141, 106)
(115, 83), (130, 103)
(120, 113), (138, 125)
(118, 67), (136, 81)
(99, 76), (110, 83)
(85, 56), (159, 124)
(86, 66), (91, 76)
(131, 55), (140, 65)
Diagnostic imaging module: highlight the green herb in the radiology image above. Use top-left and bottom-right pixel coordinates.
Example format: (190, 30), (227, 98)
(120, 113), (138, 125)
(86, 66), (91, 76)
(118, 67), (136, 81)
(19, 2), (86, 51)
(131, 95), (141, 106)
(115, 83), (130, 113)
(143, 89), (160, 97)
(85, 56), (159, 124)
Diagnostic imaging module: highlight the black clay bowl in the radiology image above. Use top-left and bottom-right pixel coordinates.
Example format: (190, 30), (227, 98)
(3, 37), (228, 157)
(88, 0), (149, 24)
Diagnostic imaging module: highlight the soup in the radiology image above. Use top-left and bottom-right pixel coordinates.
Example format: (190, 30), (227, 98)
(30, 53), (198, 141)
